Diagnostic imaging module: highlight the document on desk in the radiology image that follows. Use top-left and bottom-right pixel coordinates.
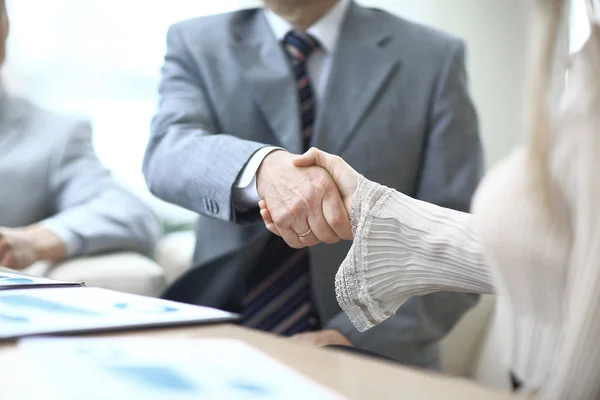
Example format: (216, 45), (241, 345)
(0, 268), (83, 290)
(0, 287), (238, 340)
(18, 338), (344, 400)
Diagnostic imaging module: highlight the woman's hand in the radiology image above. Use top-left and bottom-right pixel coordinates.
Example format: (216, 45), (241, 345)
(260, 148), (359, 241)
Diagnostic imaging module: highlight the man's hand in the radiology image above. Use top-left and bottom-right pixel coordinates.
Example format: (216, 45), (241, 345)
(293, 148), (359, 213)
(0, 226), (66, 269)
(256, 150), (352, 248)
(0, 228), (39, 269)
(290, 329), (353, 347)
(260, 148), (359, 241)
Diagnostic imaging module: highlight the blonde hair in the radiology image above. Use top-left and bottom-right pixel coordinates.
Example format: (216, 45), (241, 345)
(526, 0), (599, 210)
(525, 0), (568, 210)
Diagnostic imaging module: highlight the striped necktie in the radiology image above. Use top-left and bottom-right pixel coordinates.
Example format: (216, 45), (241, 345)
(283, 30), (318, 149)
(240, 31), (319, 336)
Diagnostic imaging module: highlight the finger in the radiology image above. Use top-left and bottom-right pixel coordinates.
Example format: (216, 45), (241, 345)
(278, 227), (305, 249)
(265, 223), (281, 237)
(290, 218), (320, 247)
(258, 199), (267, 210)
(293, 147), (340, 178)
(289, 333), (316, 344)
(260, 204), (282, 237)
(297, 224), (320, 247)
(322, 187), (352, 241)
(260, 208), (274, 226)
(264, 202), (305, 248)
(263, 219), (281, 237)
(305, 180), (343, 244)
(303, 178), (342, 244)
(260, 208), (281, 236)
(307, 210), (341, 244)
(292, 147), (325, 168)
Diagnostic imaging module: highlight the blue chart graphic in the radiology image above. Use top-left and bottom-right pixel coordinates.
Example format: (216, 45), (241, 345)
(0, 275), (34, 285)
(113, 302), (178, 314)
(104, 365), (198, 392)
(229, 380), (270, 397)
(0, 295), (100, 316)
(0, 313), (29, 323)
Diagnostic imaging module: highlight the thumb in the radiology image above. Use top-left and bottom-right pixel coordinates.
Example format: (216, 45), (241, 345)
(293, 148), (334, 172)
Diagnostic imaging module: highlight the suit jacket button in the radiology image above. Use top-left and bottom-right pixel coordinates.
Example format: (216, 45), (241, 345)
(206, 199), (219, 214)
(212, 201), (219, 214)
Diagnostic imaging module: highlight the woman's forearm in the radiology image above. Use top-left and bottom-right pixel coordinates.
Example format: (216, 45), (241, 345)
(336, 175), (494, 332)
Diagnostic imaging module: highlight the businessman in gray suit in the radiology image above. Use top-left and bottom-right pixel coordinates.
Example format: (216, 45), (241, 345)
(0, 1), (160, 268)
(144, 0), (483, 368)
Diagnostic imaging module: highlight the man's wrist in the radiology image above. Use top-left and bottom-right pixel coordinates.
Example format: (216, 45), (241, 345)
(256, 149), (288, 198)
(233, 146), (285, 210)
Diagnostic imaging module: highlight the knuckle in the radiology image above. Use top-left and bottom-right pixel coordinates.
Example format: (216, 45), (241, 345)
(271, 208), (291, 226)
(290, 200), (305, 215)
(314, 176), (332, 194)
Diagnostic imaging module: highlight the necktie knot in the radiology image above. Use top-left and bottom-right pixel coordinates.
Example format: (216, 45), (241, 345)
(283, 31), (318, 62)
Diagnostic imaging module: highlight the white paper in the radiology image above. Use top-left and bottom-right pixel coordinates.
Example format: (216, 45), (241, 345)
(18, 338), (344, 400)
(0, 269), (81, 289)
(0, 287), (236, 339)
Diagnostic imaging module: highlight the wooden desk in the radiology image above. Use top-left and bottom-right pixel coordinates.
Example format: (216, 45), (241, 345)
(0, 324), (515, 399)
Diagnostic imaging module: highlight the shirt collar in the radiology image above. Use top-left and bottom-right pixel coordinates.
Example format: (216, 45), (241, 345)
(264, 0), (351, 54)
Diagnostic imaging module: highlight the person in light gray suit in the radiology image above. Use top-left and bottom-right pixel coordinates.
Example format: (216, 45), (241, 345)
(0, 1), (160, 269)
(144, 0), (483, 368)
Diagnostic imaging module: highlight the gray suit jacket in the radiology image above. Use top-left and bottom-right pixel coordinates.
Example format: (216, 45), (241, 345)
(145, 2), (483, 368)
(0, 93), (160, 256)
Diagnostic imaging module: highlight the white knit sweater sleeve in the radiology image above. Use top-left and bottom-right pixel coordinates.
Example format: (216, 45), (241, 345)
(538, 34), (600, 399)
(335, 175), (495, 332)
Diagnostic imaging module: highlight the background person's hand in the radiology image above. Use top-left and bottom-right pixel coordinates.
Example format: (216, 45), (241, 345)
(0, 228), (39, 269)
(256, 150), (352, 247)
(290, 329), (353, 347)
(0, 226), (66, 269)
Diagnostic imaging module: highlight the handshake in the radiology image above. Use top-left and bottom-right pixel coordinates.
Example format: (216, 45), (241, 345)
(256, 148), (359, 248)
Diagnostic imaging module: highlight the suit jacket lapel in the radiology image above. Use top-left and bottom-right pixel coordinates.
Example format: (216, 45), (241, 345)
(230, 12), (303, 154)
(313, 3), (401, 154)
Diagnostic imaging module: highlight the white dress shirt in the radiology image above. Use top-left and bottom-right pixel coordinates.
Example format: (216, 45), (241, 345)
(232, 0), (351, 210)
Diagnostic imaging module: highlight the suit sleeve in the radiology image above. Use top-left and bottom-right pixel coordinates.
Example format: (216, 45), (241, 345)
(143, 24), (267, 223)
(326, 40), (485, 366)
(42, 120), (161, 256)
